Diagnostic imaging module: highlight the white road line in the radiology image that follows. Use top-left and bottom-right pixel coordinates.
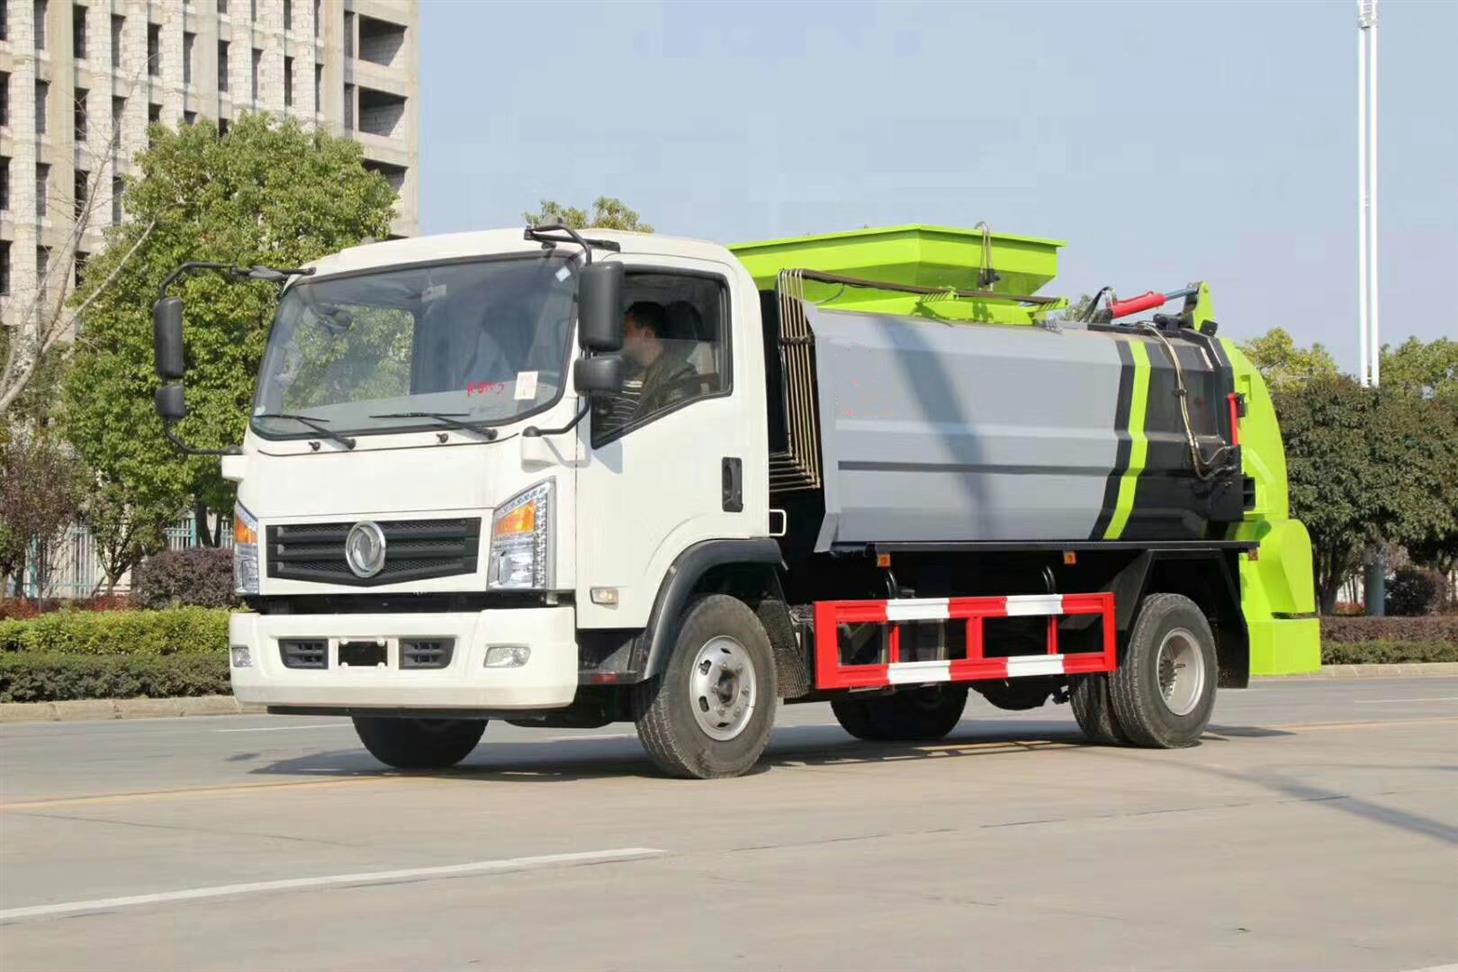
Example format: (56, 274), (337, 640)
(543, 732), (640, 742)
(214, 723), (352, 733)
(0, 848), (666, 923)
(1352, 697), (1458, 705)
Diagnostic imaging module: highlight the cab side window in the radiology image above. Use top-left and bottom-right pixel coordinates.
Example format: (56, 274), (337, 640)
(592, 271), (729, 443)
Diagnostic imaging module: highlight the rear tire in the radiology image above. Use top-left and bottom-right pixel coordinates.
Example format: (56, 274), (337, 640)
(1108, 593), (1218, 748)
(352, 717), (486, 769)
(830, 685), (968, 742)
(1070, 676), (1127, 745)
(632, 595), (777, 779)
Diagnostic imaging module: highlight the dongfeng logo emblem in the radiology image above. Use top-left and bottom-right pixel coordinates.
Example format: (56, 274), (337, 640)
(345, 521), (387, 578)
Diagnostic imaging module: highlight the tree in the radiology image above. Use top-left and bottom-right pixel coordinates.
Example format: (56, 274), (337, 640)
(524, 197), (653, 232)
(1275, 374), (1458, 613)
(0, 433), (88, 599)
(1382, 337), (1458, 407)
(63, 116), (396, 544)
(84, 480), (174, 595)
(1239, 328), (1340, 394)
(1274, 376), (1382, 613)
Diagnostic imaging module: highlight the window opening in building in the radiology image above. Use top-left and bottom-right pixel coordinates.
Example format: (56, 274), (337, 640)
(74, 87), (87, 142)
(71, 3), (86, 59)
(147, 23), (161, 75)
(110, 14), (122, 68)
(34, 79), (48, 134)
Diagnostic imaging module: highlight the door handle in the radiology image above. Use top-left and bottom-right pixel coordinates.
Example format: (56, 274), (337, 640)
(722, 457), (743, 513)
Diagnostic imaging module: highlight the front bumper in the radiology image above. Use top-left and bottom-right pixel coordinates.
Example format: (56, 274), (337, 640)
(229, 607), (578, 710)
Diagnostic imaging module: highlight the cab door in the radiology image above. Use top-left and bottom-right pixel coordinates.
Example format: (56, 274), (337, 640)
(574, 257), (765, 631)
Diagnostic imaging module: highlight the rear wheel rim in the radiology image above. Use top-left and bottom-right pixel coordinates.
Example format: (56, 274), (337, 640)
(1155, 627), (1205, 716)
(689, 636), (757, 741)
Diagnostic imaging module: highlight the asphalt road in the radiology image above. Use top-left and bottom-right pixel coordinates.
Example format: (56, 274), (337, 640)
(1, 678), (1456, 972)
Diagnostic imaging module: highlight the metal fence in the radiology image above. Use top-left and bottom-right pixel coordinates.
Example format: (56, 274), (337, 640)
(14, 516), (233, 600)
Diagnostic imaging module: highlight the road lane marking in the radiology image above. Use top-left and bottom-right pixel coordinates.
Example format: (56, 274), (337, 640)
(0, 847), (667, 923)
(0, 776), (417, 812)
(1268, 716), (1458, 732)
(214, 723), (353, 733)
(1352, 697), (1458, 704)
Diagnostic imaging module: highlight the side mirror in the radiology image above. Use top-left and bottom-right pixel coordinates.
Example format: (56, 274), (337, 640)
(153, 297), (186, 380)
(577, 263), (624, 352)
(155, 383), (188, 422)
(573, 354), (625, 396)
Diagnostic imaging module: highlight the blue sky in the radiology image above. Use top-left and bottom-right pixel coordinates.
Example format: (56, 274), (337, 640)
(419, 0), (1457, 370)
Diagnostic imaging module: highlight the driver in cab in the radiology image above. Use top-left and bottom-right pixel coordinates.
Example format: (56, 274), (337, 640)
(623, 301), (697, 418)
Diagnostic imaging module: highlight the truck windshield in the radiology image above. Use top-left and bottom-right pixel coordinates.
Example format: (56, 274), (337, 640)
(252, 254), (576, 439)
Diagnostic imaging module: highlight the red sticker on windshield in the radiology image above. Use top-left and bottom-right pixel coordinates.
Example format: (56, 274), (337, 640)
(467, 381), (507, 397)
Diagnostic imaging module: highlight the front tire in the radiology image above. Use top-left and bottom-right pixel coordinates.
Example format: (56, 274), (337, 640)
(1107, 593), (1219, 748)
(352, 717), (487, 769)
(831, 685), (968, 742)
(632, 595), (777, 779)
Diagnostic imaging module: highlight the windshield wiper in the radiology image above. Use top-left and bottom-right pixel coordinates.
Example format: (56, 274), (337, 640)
(253, 412), (356, 449)
(368, 411), (500, 440)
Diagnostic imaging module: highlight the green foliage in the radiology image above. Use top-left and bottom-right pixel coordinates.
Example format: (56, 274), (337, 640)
(62, 116), (396, 532)
(524, 197), (653, 232)
(1320, 641), (1458, 666)
(0, 651), (230, 702)
(1273, 364), (1458, 613)
(0, 607), (229, 655)
(1239, 328), (1340, 393)
(1383, 337), (1458, 407)
(1274, 375), (1382, 612)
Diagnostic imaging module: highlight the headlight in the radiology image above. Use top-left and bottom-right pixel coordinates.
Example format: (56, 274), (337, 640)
(487, 480), (554, 590)
(234, 504), (260, 595)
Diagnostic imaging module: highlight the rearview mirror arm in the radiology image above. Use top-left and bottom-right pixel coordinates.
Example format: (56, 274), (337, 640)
(163, 422), (241, 457)
(158, 261), (316, 300)
(521, 401), (589, 439)
(522, 223), (623, 263)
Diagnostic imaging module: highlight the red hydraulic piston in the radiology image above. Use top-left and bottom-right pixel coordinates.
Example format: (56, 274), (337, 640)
(1109, 291), (1169, 319)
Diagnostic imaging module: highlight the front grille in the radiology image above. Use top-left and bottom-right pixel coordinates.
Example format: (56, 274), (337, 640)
(400, 638), (455, 670)
(280, 639), (328, 669)
(266, 518), (482, 587)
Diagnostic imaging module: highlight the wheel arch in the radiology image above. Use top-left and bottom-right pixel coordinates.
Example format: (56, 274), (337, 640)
(1122, 551), (1248, 689)
(639, 538), (785, 680)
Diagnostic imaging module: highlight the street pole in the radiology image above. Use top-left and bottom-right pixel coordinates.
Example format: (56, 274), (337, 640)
(1358, 0), (1385, 615)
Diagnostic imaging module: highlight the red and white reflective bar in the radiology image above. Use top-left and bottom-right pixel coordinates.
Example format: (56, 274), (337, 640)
(813, 592), (1117, 691)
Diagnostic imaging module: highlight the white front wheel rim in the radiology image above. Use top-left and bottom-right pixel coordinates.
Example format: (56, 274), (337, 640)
(689, 636), (757, 741)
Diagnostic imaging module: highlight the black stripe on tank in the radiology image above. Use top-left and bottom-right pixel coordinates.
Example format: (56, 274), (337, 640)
(1090, 338), (1136, 540)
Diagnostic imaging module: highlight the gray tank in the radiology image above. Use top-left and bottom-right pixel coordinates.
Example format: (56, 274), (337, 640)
(776, 305), (1244, 552)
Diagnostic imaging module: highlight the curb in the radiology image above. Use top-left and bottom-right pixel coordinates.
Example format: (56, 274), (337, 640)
(0, 696), (266, 725)
(1255, 662), (1458, 680)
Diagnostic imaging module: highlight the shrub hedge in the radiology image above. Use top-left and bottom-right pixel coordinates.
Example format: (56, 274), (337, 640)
(1320, 615), (1458, 645)
(0, 607), (228, 656)
(1321, 641), (1458, 665)
(132, 548), (238, 610)
(0, 652), (230, 703)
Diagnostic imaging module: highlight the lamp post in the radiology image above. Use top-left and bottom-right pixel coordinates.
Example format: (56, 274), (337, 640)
(1358, 0), (1385, 614)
